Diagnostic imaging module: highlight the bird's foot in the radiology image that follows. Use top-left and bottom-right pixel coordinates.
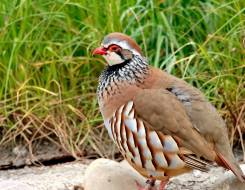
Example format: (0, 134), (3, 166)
(135, 179), (157, 190)
(135, 179), (169, 190)
(158, 179), (169, 190)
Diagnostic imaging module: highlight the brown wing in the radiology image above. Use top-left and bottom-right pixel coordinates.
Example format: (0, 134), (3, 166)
(168, 79), (245, 182)
(132, 88), (215, 162)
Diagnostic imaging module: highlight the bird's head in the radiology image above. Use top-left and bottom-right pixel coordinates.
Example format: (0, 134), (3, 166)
(92, 33), (144, 66)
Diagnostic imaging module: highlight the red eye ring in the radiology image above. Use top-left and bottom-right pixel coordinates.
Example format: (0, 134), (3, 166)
(109, 45), (121, 52)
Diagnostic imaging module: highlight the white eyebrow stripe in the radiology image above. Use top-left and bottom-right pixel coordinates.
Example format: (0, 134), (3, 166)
(101, 40), (141, 56)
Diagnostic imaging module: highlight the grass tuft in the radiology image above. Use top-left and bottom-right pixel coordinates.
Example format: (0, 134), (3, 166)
(0, 0), (244, 161)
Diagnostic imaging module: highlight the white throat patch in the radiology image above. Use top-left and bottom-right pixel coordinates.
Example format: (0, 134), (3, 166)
(101, 40), (142, 66)
(102, 51), (124, 66)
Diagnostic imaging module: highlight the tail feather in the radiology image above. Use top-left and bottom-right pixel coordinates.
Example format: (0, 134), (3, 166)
(184, 154), (212, 172)
(214, 148), (245, 183)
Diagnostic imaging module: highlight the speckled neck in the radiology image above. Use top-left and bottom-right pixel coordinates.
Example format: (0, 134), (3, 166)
(97, 55), (149, 100)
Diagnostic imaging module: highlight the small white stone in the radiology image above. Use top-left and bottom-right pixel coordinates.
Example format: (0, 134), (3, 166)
(21, 148), (28, 157)
(12, 147), (19, 156)
(193, 170), (201, 178)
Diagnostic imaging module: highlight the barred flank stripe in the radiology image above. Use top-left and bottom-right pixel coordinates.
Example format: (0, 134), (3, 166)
(110, 101), (210, 178)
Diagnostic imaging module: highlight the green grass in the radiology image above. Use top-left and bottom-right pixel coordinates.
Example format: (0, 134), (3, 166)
(0, 0), (245, 159)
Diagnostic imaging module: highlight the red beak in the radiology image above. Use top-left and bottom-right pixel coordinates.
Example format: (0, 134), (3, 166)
(92, 46), (108, 55)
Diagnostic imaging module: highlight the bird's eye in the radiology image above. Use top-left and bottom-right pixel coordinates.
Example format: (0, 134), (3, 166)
(109, 45), (121, 52)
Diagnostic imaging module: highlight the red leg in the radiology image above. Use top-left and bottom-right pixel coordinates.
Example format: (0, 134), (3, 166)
(157, 179), (169, 190)
(135, 179), (157, 190)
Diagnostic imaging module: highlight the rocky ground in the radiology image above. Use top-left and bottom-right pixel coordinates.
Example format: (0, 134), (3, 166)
(1, 134), (245, 190)
(1, 158), (245, 190)
(0, 160), (90, 190)
(83, 159), (245, 190)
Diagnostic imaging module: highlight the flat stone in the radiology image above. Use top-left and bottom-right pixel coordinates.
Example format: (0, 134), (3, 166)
(83, 158), (146, 190)
(209, 164), (245, 190)
(0, 180), (32, 190)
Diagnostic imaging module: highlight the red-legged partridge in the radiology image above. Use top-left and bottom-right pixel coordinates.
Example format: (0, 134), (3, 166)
(93, 33), (245, 190)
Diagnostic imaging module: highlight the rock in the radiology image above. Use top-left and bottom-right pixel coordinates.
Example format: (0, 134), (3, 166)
(0, 180), (32, 190)
(12, 147), (19, 156)
(209, 164), (245, 190)
(83, 158), (146, 190)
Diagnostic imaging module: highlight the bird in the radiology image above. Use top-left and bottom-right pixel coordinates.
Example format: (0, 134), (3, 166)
(92, 32), (245, 190)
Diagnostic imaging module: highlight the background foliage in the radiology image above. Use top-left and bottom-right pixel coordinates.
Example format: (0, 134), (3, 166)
(0, 0), (244, 160)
